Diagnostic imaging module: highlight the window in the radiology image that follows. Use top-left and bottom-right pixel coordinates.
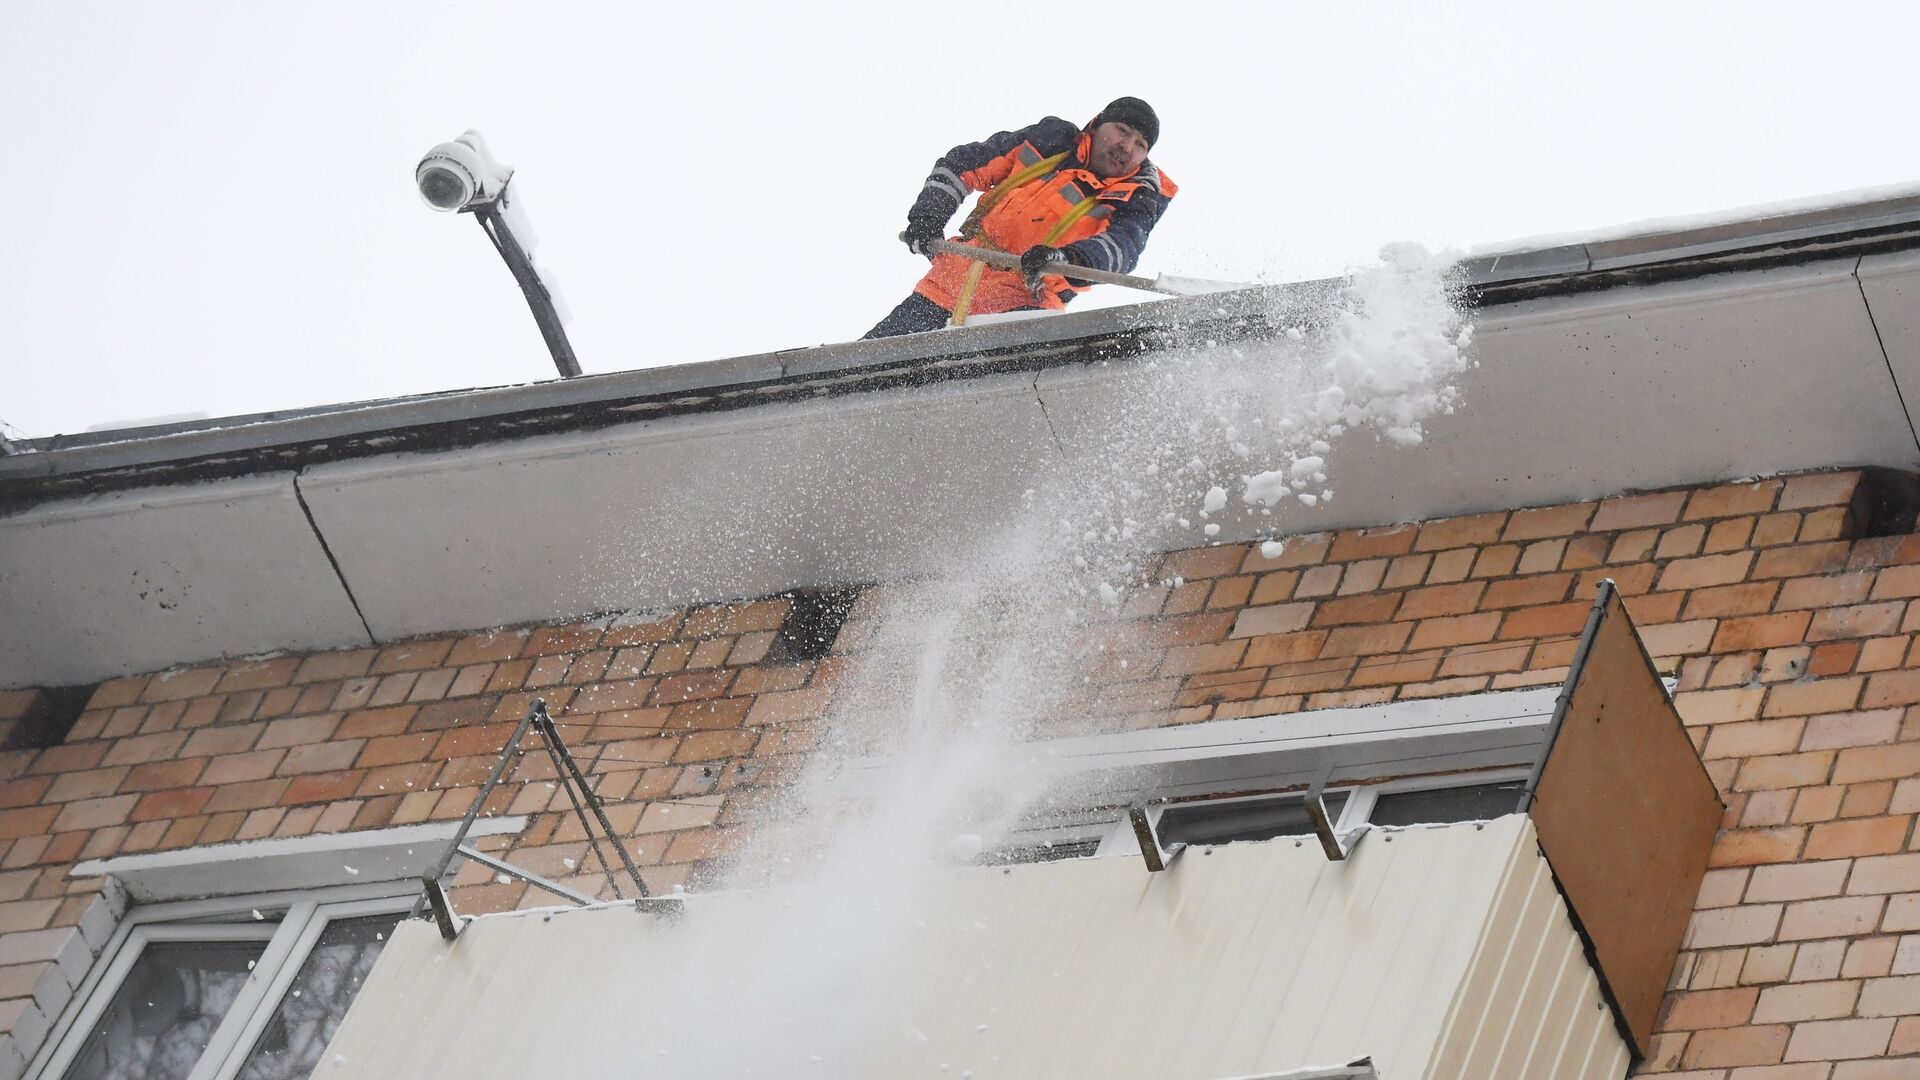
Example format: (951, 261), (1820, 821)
(976, 768), (1535, 865)
(36, 884), (412, 1080)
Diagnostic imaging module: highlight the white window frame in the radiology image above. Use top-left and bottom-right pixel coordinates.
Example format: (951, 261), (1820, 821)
(32, 817), (528, 1080)
(31, 881), (415, 1080)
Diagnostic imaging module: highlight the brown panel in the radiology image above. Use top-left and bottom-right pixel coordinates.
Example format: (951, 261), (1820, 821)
(1528, 585), (1724, 1058)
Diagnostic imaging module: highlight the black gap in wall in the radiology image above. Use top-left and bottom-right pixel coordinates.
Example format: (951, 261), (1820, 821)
(4, 684), (94, 751)
(1855, 468), (1920, 539)
(767, 588), (861, 664)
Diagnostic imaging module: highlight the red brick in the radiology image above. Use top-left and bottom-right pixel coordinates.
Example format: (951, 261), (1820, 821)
(1779, 573), (1877, 611)
(1158, 641), (1248, 676)
(51, 794), (138, 832)
(1681, 1023), (1789, 1068)
(1863, 671), (1920, 709)
(355, 733), (438, 769)
(1396, 582), (1485, 621)
(1161, 545), (1248, 581)
(284, 770), (369, 805)
(1763, 678), (1864, 717)
(1241, 533), (1330, 570)
(567, 679), (659, 715)
(413, 697), (495, 731)
(1714, 612), (1815, 653)
(1702, 517), (1757, 554)
(1471, 545), (1521, 578)
(666, 699), (753, 731)
(1438, 642), (1531, 678)
(1874, 565), (1920, 601)
(1310, 594), (1400, 627)
(1591, 491), (1689, 532)
(1241, 631), (1328, 667)
(604, 612), (686, 647)
(0, 807), (59, 841)
(1328, 525), (1416, 561)
(277, 740), (365, 776)
(1318, 623), (1414, 658)
(1683, 582), (1780, 620)
(745, 688), (832, 726)
(1835, 741), (1920, 784)
(1260, 657), (1354, 696)
(139, 667), (222, 702)
(0, 776), (51, 810)
(1409, 614), (1501, 651)
(672, 731), (757, 763)
(1497, 602), (1592, 639)
(1756, 542), (1853, 579)
(1686, 480), (1782, 521)
(1753, 512), (1804, 547)
(1425, 549), (1476, 584)
(120, 758), (206, 793)
(650, 670), (736, 705)
(1659, 553), (1756, 591)
(1229, 603), (1314, 639)
(1414, 512), (1506, 552)
(129, 787), (215, 823)
(1143, 612), (1236, 646)
(44, 766), (130, 803)
(729, 665), (811, 696)
(293, 648), (377, 684)
(100, 732), (188, 768)
(1775, 471), (1858, 511)
(446, 630), (529, 666)
(179, 723), (264, 758)
(1348, 652), (1441, 689)
(1736, 752), (1835, 791)
(1502, 502), (1595, 541)
(1481, 574), (1574, 610)
(213, 657), (301, 694)
(1710, 828), (1806, 867)
(1804, 816), (1912, 860)
(1660, 986), (1759, 1030)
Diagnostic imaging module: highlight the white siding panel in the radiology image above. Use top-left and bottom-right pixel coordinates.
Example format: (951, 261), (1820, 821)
(320, 817), (1629, 1079)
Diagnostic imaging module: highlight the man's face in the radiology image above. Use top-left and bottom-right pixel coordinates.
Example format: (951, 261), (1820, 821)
(1089, 121), (1149, 179)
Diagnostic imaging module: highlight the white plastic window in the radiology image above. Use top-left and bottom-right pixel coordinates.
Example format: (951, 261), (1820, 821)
(38, 884), (411, 1080)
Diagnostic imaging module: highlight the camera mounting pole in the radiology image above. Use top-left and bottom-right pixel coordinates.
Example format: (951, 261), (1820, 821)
(467, 187), (581, 379)
(416, 131), (581, 380)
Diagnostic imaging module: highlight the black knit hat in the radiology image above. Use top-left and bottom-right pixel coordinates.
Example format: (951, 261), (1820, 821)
(1092, 96), (1160, 148)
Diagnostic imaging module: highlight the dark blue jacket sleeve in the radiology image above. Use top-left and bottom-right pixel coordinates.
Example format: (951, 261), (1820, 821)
(905, 117), (1083, 230)
(1061, 162), (1174, 274)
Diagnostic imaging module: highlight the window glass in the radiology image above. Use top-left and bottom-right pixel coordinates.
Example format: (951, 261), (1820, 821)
(1367, 781), (1526, 827)
(63, 940), (267, 1080)
(1157, 793), (1348, 848)
(234, 913), (405, 1080)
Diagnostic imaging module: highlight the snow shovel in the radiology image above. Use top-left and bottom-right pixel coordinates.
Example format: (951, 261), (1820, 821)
(921, 238), (1247, 298)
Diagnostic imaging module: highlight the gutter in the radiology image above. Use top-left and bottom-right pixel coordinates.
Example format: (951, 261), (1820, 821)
(7, 194), (1920, 510)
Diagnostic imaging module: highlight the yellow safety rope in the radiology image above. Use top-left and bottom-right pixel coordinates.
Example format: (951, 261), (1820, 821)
(948, 151), (1089, 328)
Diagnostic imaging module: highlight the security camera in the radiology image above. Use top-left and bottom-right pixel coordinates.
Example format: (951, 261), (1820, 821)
(415, 130), (510, 212)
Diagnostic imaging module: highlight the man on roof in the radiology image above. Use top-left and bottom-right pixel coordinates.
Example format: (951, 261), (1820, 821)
(862, 97), (1177, 339)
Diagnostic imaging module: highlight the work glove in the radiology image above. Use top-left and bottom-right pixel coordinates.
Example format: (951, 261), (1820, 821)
(1020, 245), (1071, 297)
(901, 215), (945, 257)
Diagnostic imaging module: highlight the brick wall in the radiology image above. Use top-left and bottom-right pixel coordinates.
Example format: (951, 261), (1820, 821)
(0, 467), (1914, 1076)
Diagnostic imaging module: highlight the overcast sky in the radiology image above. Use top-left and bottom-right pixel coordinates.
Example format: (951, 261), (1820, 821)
(6, 1), (1919, 437)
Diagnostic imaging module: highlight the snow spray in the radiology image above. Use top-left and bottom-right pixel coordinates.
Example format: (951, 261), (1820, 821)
(622, 244), (1472, 1074)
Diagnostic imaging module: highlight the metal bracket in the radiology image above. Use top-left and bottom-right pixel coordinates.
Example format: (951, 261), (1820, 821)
(416, 698), (652, 939)
(1306, 767), (1367, 862)
(1128, 805), (1184, 873)
(422, 877), (462, 941)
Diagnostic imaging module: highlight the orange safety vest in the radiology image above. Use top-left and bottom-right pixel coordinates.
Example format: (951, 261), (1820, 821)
(914, 133), (1176, 323)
